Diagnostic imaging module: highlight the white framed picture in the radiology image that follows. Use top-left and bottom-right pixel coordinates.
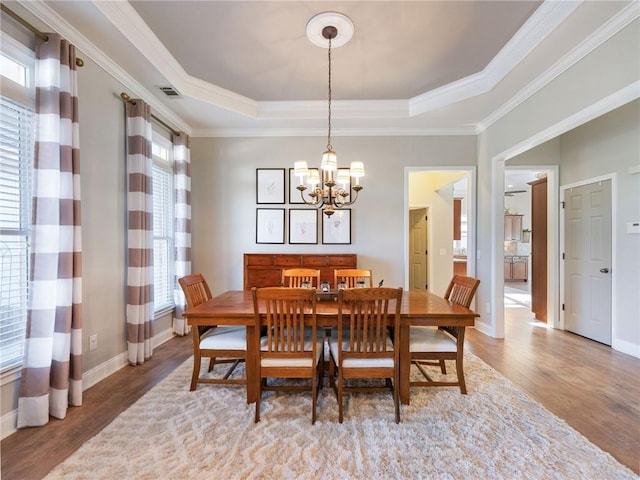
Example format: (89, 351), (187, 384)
(256, 168), (285, 204)
(256, 208), (285, 244)
(289, 209), (318, 244)
(322, 208), (351, 244)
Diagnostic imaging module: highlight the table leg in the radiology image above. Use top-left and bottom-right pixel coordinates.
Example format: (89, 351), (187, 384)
(245, 325), (258, 404)
(399, 324), (410, 405)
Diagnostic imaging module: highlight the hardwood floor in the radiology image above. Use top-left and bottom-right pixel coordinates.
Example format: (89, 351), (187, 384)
(2, 304), (639, 478)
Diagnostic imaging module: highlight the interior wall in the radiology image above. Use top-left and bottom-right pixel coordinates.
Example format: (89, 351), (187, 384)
(476, 17), (639, 341)
(558, 99), (640, 354)
(189, 136), (477, 296)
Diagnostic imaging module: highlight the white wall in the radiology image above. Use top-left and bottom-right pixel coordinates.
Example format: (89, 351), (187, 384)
(476, 17), (640, 342)
(559, 100), (640, 355)
(189, 136), (477, 296)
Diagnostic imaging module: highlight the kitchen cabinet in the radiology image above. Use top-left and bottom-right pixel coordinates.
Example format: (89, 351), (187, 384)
(504, 214), (523, 241)
(504, 255), (528, 281)
(453, 198), (462, 240)
(453, 257), (467, 275)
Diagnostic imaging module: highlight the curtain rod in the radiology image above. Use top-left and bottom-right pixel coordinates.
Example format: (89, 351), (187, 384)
(120, 92), (180, 136)
(0, 4), (84, 67)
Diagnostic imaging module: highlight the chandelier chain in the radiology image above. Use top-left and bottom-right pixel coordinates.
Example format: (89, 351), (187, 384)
(327, 36), (332, 151)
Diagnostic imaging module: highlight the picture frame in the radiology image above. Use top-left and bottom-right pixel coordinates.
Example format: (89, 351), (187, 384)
(256, 168), (285, 204)
(256, 208), (285, 244)
(289, 167), (319, 204)
(322, 208), (351, 244)
(289, 209), (318, 244)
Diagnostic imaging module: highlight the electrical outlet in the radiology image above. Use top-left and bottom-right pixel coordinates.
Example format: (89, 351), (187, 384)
(89, 334), (98, 351)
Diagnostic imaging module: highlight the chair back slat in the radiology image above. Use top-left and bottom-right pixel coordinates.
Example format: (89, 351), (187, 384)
(178, 274), (213, 308)
(282, 268), (321, 289)
(334, 269), (373, 288)
(444, 275), (480, 308)
(338, 287), (402, 358)
(253, 287), (316, 357)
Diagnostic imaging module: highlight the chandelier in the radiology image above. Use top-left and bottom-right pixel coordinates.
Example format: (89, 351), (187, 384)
(294, 12), (364, 217)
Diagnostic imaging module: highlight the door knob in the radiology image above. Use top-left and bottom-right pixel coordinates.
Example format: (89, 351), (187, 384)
(600, 268), (609, 273)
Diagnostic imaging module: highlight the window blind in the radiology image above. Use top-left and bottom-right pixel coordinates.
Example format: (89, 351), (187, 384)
(152, 163), (174, 312)
(0, 96), (33, 371)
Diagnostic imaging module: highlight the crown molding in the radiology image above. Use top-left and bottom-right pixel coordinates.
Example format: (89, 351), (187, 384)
(17, 0), (192, 134)
(258, 99), (409, 119)
(409, 0), (581, 116)
(479, 1), (640, 132)
(92, 0), (258, 117)
(191, 125), (479, 138)
(88, 0), (580, 121)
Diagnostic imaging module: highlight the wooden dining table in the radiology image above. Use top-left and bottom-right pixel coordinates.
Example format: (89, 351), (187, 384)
(183, 289), (479, 405)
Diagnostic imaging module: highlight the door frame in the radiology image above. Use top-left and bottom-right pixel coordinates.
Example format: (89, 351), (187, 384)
(559, 173), (617, 341)
(404, 166), (477, 295)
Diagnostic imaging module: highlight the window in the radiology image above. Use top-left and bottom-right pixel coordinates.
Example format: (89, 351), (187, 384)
(0, 34), (34, 375)
(152, 134), (174, 313)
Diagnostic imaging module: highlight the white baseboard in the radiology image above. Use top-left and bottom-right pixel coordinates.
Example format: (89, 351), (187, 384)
(1, 328), (176, 440)
(612, 337), (640, 359)
(473, 319), (495, 337)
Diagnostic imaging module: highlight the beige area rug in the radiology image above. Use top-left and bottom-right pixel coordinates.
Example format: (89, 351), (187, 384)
(45, 353), (635, 480)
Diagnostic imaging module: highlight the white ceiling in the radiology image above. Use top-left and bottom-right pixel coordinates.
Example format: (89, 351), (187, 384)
(8, 1), (637, 136)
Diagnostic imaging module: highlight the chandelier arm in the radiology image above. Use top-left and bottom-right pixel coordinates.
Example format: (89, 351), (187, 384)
(333, 186), (361, 207)
(298, 186), (324, 207)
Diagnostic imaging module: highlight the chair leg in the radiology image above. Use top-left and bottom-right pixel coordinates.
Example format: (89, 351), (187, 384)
(190, 353), (201, 391)
(255, 377), (262, 423)
(393, 379), (400, 424)
(456, 359), (467, 394)
(312, 372), (317, 425)
(208, 357), (215, 372)
(439, 359), (447, 374)
(337, 374), (344, 424)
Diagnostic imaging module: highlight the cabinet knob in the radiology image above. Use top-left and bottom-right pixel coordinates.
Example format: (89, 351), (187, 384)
(599, 268), (609, 274)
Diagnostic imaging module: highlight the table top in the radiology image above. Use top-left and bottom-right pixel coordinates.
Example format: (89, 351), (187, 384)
(184, 290), (479, 326)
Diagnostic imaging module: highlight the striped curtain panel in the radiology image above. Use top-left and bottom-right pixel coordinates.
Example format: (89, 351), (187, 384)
(125, 100), (154, 364)
(17, 34), (83, 428)
(172, 133), (192, 335)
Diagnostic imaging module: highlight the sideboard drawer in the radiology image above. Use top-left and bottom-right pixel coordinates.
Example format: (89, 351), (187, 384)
(328, 255), (357, 266)
(302, 256), (329, 267)
(275, 255), (302, 266)
(246, 255), (274, 266)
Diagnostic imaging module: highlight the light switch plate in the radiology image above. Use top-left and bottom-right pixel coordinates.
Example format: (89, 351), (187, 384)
(627, 221), (640, 234)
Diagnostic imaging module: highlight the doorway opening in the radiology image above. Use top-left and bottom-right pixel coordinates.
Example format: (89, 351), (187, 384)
(404, 167), (476, 298)
(503, 166), (555, 332)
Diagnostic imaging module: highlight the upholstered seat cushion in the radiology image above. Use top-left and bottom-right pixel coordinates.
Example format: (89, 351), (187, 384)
(409, 326), (456, 352)
(259, 338), (323, 367)
(200, 326), (246, 350)
(328, 336), (394, 368)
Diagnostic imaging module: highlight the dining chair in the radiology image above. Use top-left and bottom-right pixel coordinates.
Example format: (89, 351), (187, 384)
(252, 287), (323, 424)
(334, 268), (373, 288)
(178, 274), (247, 391)
(409, 275), (480, 394)
(329, 287), (403, 423)
(281, 268), (321, 289)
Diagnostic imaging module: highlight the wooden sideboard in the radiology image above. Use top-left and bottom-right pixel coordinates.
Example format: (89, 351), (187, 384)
(244, 253), (357, 290)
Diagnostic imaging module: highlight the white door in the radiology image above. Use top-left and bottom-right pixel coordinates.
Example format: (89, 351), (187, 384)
(409, 208), (428, 291)
(564, 180), (612, 345)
